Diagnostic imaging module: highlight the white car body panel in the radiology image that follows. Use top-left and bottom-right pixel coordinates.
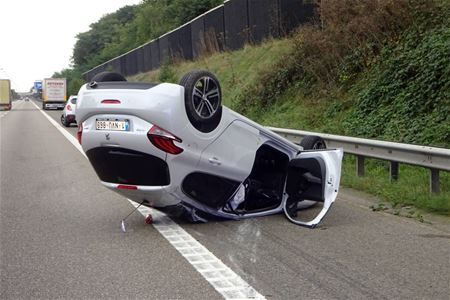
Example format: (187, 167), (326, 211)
(198, 120), (260, 181)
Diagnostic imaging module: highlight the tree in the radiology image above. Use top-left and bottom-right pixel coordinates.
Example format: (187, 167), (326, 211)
(57, 0), (224, 90)
(72, 5), (138, 68)
(52, 68), (85, 96)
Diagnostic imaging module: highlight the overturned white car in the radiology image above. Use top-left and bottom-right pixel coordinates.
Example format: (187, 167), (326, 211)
(76, 70), (343, 227)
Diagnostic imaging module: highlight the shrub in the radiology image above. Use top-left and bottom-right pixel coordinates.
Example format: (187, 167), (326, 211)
(344, 26), (450, 147)
(235, 0), (437, 113)
(158, 60), (177, 83)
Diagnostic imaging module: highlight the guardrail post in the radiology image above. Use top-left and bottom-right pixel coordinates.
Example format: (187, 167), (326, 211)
(429, 169), (440, 194)
(356, 155), (365, 177)
(390, 161), (399, 182)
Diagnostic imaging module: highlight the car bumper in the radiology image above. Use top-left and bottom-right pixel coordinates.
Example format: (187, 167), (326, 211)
(45, 102), (65, 109)
(101, 181), (180, 208)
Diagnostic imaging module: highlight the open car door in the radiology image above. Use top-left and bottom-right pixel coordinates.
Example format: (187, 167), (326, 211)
(283, 149), (343, 228)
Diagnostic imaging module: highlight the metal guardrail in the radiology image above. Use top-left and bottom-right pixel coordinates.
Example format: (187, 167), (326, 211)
(268, 127), (450, 194)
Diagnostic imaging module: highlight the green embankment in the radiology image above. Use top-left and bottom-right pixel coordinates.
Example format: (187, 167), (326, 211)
(129, 1), (449, 216)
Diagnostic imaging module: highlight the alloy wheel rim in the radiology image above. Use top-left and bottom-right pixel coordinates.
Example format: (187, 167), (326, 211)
(192, 76), (220, 119)
(313, 141), (326, 149)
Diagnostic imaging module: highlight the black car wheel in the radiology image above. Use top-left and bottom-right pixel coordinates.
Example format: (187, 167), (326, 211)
(300, 135), (327, 150)
(61, 115), (69, 127)
(90, 71), (127, 82)
(180, 70), (222, 133)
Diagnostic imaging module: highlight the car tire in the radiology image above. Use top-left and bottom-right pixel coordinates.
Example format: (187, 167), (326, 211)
(300, 135), (327, 150)
(90, 71), (127, 82)
(61, 115), (68, 127)
(180, 70), (222, 133)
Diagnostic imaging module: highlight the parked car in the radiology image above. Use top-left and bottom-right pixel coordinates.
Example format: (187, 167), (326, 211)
(75, 71), (343, 227)
(61, 95), (77, 127)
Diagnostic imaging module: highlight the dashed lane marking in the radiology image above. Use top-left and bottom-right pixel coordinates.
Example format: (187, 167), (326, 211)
(30, 100), (266, 300)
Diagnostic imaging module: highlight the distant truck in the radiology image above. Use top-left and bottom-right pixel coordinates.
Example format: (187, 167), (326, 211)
(0, 79), (12, 111)
(42, 78), (66, 110)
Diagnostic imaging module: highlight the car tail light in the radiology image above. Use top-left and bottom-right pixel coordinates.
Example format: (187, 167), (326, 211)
(147, 125), (183, 155)
(67, 104), (72, 111)
(77, 124), (83, 144)
(101, 99), (121, 104)
(117, 185), (138, 190)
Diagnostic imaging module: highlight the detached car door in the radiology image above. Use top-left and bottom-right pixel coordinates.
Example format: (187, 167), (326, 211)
(283, 148), (343, 228)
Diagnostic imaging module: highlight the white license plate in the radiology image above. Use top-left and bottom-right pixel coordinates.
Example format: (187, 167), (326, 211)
(96, 120), (129, 131)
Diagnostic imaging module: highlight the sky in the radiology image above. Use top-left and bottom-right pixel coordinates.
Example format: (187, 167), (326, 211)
(0, 0), (142, 92)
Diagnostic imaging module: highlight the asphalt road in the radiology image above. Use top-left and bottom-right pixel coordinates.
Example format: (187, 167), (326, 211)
(1, 100), (449, 299)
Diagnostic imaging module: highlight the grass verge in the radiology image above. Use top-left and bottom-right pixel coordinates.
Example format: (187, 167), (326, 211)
(342, 157), (449, 216)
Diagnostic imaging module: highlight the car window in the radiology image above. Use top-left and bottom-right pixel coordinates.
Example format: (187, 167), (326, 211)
(71, 98), (77, 104)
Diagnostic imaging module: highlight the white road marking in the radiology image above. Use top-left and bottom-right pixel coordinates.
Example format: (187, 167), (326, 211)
(31, 100), (86, 158)
(31, 100), (266, 300)
(132, 203), (265, 299)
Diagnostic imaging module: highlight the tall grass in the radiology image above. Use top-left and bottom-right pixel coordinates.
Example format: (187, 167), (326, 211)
(342, 156), (449, 215)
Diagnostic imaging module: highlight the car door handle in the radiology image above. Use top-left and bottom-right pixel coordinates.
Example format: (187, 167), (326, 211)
(208, 157), (221, 166)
